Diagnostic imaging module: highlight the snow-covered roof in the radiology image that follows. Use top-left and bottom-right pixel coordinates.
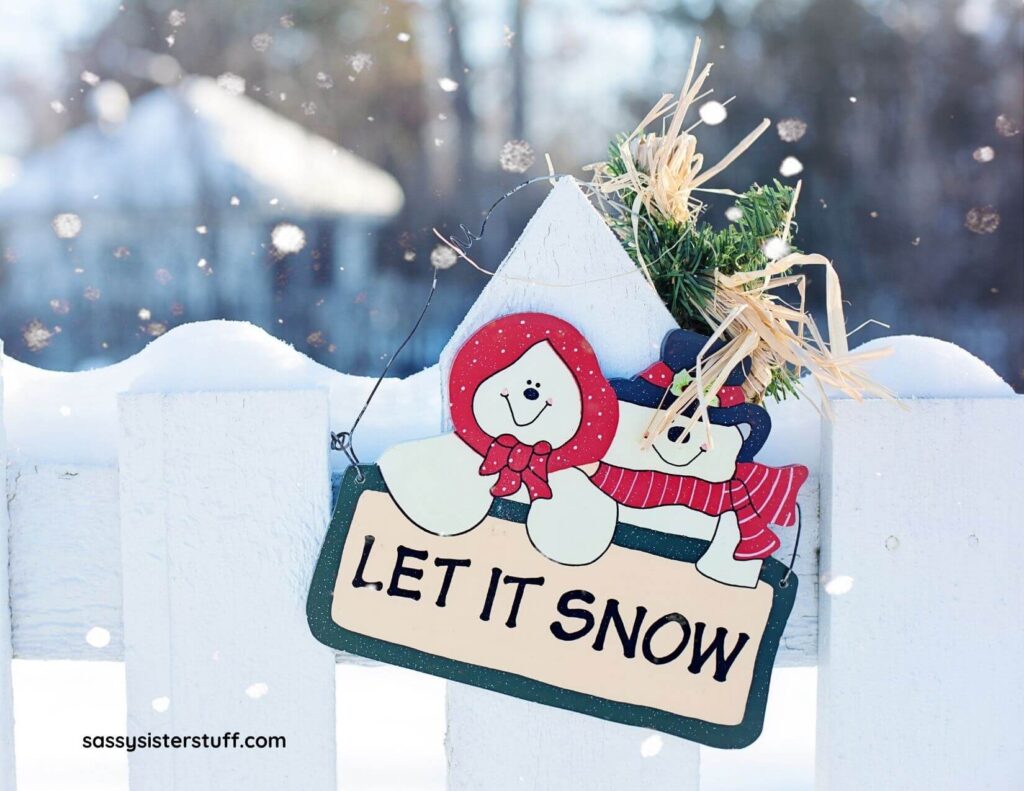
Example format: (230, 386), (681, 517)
(0, 77), (403, 218)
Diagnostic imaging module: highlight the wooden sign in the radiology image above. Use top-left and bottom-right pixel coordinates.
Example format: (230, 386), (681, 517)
(309, 312), (805, 747)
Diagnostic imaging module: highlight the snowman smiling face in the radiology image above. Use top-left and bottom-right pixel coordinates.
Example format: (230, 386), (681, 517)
(472, 341), (583, 447)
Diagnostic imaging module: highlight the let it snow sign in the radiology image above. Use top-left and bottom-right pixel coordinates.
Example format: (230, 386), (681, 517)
(308, 313), (802, 748)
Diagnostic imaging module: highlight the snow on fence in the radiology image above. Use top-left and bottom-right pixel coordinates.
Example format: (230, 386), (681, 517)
(2, 179), (1022, 790)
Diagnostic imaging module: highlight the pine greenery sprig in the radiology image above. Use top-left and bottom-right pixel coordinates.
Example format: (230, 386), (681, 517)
(598, 135), (804, 401)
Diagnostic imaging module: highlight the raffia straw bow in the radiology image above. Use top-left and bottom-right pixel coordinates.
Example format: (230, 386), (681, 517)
(643, 249), (896, 449)
(587, 36), (771, 286)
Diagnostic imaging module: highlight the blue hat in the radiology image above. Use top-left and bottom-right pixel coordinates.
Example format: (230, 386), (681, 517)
(609, 329), (771, 462)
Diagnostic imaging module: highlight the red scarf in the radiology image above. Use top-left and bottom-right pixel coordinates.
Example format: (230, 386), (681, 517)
(591, 461), (808, 560)
(479, 435), (553, 501)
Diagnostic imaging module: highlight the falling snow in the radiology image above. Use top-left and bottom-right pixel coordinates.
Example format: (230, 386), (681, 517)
(51, 213), (83, 239)
(306, 330), (326, 348)
(80, 70), (101, 86)
(113, 246), (131, 259)
(279, 14), (295, 28)
(698, 100), (727, 126)
(83, 286), (101, 301)
(762, 236), (791, 260)
(640, 733), (663, 758)
(779, 156), (804, 177)
(23, 320), (55, 352)
(145, 322), (167, 337)
(776, 117), (807, 142)
(316, 71), (334, 89)
(155, 268), (173, 285)
(972, 146), (995, 163)
(50, 100), (66, 114)
(91, 81), (131, 126)
(152, 696), (171, 713)
(430, 244), (458, 270)
(49, 298), (70, 315)
(823, 574), (855, 596)
(251, 33), (273, 52)
(138, 308), (152, 320)
(437, 77), (459, 92)
(216, 72), (246, 96)
(271, 223), (307, 255)
(995, 114), (1020, 137)
(499, 139), (535, 173)
(85, 627), (111, 648)
(301, 101), (317, 116)
(246, 682), (270, 700)
(397, 32), (411, 42)
(349, 52), (373, 73)
(964, 206), (1000, 234)
(725, 206), (743, 222)
(167, 9), (186, 27)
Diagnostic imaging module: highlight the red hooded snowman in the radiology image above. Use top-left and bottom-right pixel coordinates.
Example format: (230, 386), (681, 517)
(380, 313), (621, 564)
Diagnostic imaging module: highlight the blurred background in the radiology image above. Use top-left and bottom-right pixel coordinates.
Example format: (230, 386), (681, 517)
(0, 0), (1021, 387)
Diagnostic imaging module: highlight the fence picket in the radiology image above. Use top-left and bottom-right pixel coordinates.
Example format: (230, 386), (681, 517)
(118, 390), (336, 791)
(818, 398), (1024, 789)
(1, 341), (17, 790)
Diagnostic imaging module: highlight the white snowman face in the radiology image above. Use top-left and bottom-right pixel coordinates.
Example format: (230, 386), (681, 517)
(471, 341), (583, 447)
(602, 401), (745, 483)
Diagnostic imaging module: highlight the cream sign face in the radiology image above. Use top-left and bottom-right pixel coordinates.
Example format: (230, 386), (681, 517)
(308, 313), (804, 748)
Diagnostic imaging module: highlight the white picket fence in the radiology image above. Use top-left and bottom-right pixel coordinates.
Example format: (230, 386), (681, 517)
(2, 179), (1022, 790)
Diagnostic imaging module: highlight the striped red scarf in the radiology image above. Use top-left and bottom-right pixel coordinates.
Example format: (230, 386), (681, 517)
(591, 462), (808, 560)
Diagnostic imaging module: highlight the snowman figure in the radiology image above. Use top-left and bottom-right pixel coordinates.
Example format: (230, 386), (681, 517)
(585, 329), (808, 588)
(379, 312), (620, 565)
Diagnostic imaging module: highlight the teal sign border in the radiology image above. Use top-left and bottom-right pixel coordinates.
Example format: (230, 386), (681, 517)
(308, 465), (798, 749)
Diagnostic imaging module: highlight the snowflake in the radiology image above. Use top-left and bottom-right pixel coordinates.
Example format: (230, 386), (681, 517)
(724, 206), (743, 222)
(145, 322), (167, 337)
(316, 71), (334, 89)
(499, 140), (535, 173)
(279, 14), (294, 28)
(50, 100), (66, 114)
(437, 77), (459, 92)
(995, 114), (1020, 137)
(83, 286), (101, 301)
(23, 319), (55, 352)
(49, 298), (70, 315)
(972, 146), (995, 163)
(403, 250), (416, 262)
(251, 33), (273, 52)
(430, 244), (458, 270)
(779, 156), (804, 177)
(271, 223), (306, 256)
(51, 213), (82, 239)
(301, 101), (317, 116)
(138, 307), (152, 320)
(216, 72), (245, 96)
(698, 100), (727, 126)
(167, 9), (186, 27)
(113, 246), (131, 259)
(397, 32), (411, 42)
(80, 70), (101, 86)
(964, 206), (1000, 235)
(761, 237), (791, 260)
(349, 52), (373, 73)
(306, 331), (326, 348)
(776, 118), (807, 143)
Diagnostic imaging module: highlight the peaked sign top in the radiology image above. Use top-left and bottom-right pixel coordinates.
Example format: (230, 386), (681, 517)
(440, 177), (677, 426)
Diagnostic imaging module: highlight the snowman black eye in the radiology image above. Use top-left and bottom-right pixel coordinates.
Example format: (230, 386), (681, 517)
(535, 382), (541, 388)
(527, 380), (532, 385)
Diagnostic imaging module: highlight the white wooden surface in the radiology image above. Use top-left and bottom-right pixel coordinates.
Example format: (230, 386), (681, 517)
(0, 341), (16, 791)
(818, 398), (1024, 790)
(118, 390), (336, 791)
(440, 177), (700, 789)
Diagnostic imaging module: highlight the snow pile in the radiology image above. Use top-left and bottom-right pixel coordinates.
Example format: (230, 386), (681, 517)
(1, 325), (1014, 472)
(2, 321), (440, 468)
(759, 334), (1015, 469)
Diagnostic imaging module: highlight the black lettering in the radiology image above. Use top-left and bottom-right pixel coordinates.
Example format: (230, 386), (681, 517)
(387, 545), (428, 600)
(434, 557), (472, 607)
(479, 567), (502, 620)
(688, 623), (750, 682)
(593, 599), (647, 658)
(641, 613), (691, 665)
(351, 535), (384, 591)
(501, 574), (545, 628)
(549, 589), (596, 641)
